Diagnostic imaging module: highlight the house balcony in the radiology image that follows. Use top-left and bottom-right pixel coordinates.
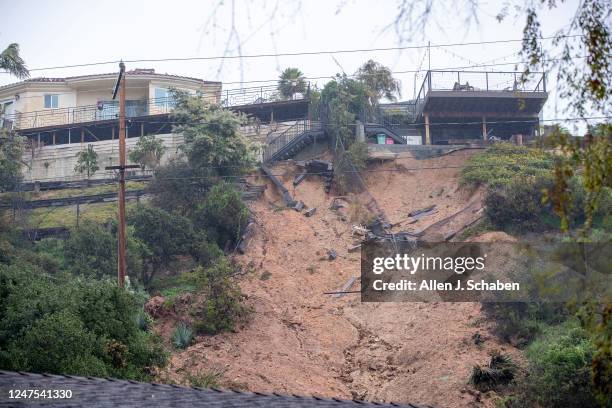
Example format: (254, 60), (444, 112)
(413, 70), (548, 119)
(1, 84), (309, 132)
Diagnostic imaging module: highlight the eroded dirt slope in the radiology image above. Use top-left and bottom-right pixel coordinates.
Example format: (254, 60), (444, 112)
(162, 150), (521, 408)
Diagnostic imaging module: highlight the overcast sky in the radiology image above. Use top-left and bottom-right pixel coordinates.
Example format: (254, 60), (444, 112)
(0, 0), (588, 132)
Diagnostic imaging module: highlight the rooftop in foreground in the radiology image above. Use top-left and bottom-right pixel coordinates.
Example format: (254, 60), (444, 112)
(0, 370), (432, 408)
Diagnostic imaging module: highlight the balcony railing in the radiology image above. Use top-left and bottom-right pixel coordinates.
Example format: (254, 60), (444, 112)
(2, 84), (309, 131)
(413, 70), (546, 118)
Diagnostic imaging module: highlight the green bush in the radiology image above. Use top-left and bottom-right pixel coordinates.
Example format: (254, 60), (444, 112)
(189, 259), (248, 335)
(469, 353), (517, 391)
(485, 176), (612, 232)
(64, 221), (116, 278)
(461, 143), (554, 189)
(192, 183), (250, 249)
(127, 205), (196, 285)
(172, 323), (193, 349)
(0, 262), (166, 380)
(481, 302), (567, 347)
(524, 323), (598, 407)
(484, 177), (556, 231)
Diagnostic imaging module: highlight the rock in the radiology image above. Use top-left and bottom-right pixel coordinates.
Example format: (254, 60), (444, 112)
(293, 201), (305, 211)
(327, 249), (337, 261)
(304, 207), (317, 217)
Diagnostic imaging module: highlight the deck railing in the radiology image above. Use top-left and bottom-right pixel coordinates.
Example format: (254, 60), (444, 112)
(2, 84), (309, 131)
(262, 119), (321, 163)
(412, 70), (546, 118)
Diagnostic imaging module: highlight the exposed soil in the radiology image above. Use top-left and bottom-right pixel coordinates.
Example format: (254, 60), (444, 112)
(160, 150), (522, 408)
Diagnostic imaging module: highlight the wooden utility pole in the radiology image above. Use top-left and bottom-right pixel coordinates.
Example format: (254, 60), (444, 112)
(117, 62), (127, 288)
(106, 62), (138, 288)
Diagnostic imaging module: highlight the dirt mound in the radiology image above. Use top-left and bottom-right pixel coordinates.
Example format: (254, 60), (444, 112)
(467, 231), (518, 243)
(163, 151), (520, 407)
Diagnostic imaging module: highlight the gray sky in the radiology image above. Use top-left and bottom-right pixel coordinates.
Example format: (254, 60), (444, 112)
(0, 0), (587, 132)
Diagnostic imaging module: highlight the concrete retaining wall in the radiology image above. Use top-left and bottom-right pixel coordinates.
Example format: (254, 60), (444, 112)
(21, 133), (185, 182)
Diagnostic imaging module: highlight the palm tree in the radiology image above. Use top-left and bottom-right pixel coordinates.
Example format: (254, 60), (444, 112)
(0, 43), (29, 79)
(278, 68), (306, 100)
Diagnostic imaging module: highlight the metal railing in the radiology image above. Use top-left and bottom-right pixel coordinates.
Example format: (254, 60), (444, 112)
(262, 119), (320, 163)
(412, 70), (546, 118)
(2, 83), (309, 131)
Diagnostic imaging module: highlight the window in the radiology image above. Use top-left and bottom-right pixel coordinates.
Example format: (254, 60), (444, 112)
(44, 94), (59, 109)
(155, 88), (169, 107)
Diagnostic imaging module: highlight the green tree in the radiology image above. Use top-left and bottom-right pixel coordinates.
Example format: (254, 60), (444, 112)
(170, 90), (255, 177)
(0, 43), (29, 79)
(127, 205), (196, 286)
(0, 130), (25, 192)
(129, 135), (165, 172)
(64, 221), (116, 279)
(189, 259), (248, 335)
(320, 74), (368, 146)
(355, 60), (401, 113)
(192, 182), (250, 249)
(63, 221), (145, 283)
(278, 67), (307, 100)
(74, 144), (99, 181)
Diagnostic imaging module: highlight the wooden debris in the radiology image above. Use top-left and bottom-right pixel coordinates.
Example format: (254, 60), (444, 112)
(408, 205), (436, 217)
(352, 225), (369, 237)
(293, 172), (307, 186)
(348, 244), (361, 253)
(333, 276), (357, 298)
(237, 221), (256, 254)
(260, 165), (296, 208)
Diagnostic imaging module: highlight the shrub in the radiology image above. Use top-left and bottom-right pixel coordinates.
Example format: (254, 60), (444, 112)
(0, 264), (167, 380)
(190, 259), (248, 335)
(64, 221), (115, 278)
(469, 353), (517, 391)
(150, 160), (211, 216)
(135, 310), (153, 332)
(461, 143), (554, 189)
(484, 177), (556, 231)
(127, 205), (196, 285)
(172, 323), (193, 349)
(524, 323), (598, 407)
(184, 368), (224, 388)
(192, 183), (250, 249)
(128, 134), (165, 171)
(481, 302), (567, 347)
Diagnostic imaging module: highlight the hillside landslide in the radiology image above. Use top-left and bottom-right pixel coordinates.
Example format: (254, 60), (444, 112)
(161, 149), (521, 408)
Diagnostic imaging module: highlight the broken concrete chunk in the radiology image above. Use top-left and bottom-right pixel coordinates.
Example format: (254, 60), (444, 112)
(304, 207), (317, 217)
(327, 250), (337, 261)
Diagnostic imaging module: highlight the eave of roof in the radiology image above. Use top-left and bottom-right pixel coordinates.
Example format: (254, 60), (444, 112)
(0, 370), (432, 408)
(0, 71), (220, 93)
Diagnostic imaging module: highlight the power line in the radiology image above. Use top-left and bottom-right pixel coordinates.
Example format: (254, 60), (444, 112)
(0, 35), (583, 75)
(4, 57), (573, 97)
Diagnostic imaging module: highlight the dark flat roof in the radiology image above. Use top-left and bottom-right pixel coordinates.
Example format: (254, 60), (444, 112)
(0, 371), (432, 408)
